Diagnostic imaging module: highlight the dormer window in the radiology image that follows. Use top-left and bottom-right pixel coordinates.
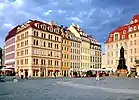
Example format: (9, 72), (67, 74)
(37, 24), (39, 28)
(50, 27), (53, 32)
(43, 24), (46, 30)
(130, 20), (134, 24)
(114, 34), (119, 41)
(134, 19), (138, 23)
(123, 30), (126, 34)
(129, 27), (133, 32)
(47, 27), (50, 31)
(40, 24), (43, 29)
(134, 26), (137, 31)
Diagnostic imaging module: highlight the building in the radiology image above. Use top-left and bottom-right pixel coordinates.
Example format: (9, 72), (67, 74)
(61, 27), (71, 77)
(89, 36), (102, 69)
(102, 53), (106, 68)
(105, 14), (139, 73)
(15, 20), (62, 77)
(105, 25), (128, 72)
(68, 23), (102, 72)
(128, 14), (139, 73)
(4, 26), (18, 72)
(4, 20), (102, 77)
(68, 31), (81, 76)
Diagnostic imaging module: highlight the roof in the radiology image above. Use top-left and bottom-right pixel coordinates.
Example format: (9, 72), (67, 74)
(105, 24), (128, 43)
(5, 25), (19, 41)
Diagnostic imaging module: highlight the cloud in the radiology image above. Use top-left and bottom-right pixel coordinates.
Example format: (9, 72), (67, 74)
(0, 0), (139, 53)
(66, 17), (83, 22)
(2, 23), (14, 29)
(44, 10), (52, 16)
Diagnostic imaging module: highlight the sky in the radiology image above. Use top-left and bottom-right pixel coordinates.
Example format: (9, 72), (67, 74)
(0, 0), (139, 53)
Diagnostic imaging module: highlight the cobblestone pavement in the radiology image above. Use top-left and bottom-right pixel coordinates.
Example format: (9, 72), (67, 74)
(0, 77), (139, 100)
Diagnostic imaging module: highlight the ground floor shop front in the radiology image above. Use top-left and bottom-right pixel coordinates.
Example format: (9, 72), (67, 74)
(16, 66), (61, 77)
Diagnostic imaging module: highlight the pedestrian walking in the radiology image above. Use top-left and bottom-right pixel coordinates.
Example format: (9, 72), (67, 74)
(21, 71), (24, 80)
(25, 71), (28, 80)
(96, 72), (100, 81)
(135, 72), (138, 78)
(117, 71), (120, 77)
(53, 72), (56, 79)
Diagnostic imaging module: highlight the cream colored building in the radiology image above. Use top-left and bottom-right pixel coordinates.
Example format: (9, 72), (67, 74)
(68, 23), (101, 71)
(102, 53), (106, 68)
(89, 36), (102, 69)
(105, 25), (128, 72)
(128, 14), (139, 73)
(105, 14), (139, 73)
(15, 20), (62, 77)
(68, 31), (81, 75)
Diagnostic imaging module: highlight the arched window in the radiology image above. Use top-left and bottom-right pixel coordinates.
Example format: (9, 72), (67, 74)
(115, 34), (119, 41)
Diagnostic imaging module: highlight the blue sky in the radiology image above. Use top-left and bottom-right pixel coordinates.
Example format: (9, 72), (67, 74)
(0, 0), (139, 53)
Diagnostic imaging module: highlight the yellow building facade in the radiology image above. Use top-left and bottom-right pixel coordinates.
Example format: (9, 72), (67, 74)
(68, 24), (91, 71)
(61, 29), (71, 77)
(15, 20), (62, 77)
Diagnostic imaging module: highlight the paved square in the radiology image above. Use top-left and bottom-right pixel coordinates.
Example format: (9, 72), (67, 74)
(0, 77), (139, 100)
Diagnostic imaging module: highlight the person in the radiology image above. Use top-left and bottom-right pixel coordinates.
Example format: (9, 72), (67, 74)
(25, 71), (28, 80)
(21, 71), (24, 79)
(96, 72), (100, 81)
(135, 72), (138, 78)
(53, 72), (56, 79)
(117, 71), (120, 77)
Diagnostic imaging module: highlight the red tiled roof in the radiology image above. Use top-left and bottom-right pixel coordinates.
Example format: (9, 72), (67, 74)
(5, 25), (19, 41)
(132, 14), (139, 21)
(5, 20), (62, 42)
(105, 25), (128, 43)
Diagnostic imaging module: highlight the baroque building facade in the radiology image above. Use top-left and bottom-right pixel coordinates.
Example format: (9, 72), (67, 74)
(15, 20), (62, 77)
(4, 20), (102, 77)
(105, 14), (139, 73)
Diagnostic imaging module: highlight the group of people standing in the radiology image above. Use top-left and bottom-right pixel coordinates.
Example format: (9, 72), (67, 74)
(20, 71), (28, 80)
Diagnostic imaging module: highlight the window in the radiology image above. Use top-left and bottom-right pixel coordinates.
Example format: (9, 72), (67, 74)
(115, 34), (118, 41)
(44, 34), (46, 38)
(134, 40), (136, 45)
(44, 42), (46, 47)
(36, 40), (38, 45)
(116, 44), (118, 48)
(48, 43), (50, 47)
(130, 49), (132, 53)
(36, 59), (38, 65)
(41, 59), (43, 65)
(134, 34), (136, 37)
(131, 58), (133, 63)
(116, 51), (118, 57)
(130, 41), (132, 46)
(48, 34), (50, 39)
(135, 48), (136, 53)
(41, 33), (43, 38)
